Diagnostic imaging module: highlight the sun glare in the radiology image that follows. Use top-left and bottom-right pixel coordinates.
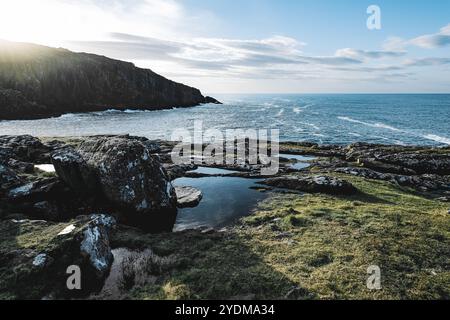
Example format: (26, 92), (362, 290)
(0, 0), (107, 46)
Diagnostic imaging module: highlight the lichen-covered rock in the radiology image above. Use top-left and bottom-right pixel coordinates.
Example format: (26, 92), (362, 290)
(52, 136), (177, 232)
(79, 214), (116, 278)
(262, 175), (357, 195)
(0, 135), (51, 164)
(175, 186), (203, 208)
(0, 214), (116, 299)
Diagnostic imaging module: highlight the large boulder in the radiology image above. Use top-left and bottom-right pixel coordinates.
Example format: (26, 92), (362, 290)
(51, 136), (177, 232)
(262, 175), (357, 195)
(0, 214), (116, 299)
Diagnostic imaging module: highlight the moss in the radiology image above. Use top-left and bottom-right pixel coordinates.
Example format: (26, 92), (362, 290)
(109, 174), (449, 300)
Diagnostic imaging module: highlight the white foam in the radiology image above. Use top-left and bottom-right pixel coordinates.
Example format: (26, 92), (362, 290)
(338, 116), (401, 132)
(423, 134), (450, 145)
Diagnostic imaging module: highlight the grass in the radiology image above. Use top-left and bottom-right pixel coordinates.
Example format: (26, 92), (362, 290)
(109, 174), (450, 300)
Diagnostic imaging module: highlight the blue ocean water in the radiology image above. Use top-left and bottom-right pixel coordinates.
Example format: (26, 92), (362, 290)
(0, 94), (449, 146)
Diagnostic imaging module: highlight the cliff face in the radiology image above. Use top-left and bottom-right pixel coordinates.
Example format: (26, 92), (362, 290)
(0, 40), (217, 120)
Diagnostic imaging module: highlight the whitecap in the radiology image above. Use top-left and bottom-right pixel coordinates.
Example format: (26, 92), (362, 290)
(423, 134), (450, 145)
(338, 116), (401, 132)
(276, 109), (285, 117)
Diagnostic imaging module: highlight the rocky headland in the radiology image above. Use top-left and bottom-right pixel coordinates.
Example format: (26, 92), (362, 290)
(0, 40), (220, 120)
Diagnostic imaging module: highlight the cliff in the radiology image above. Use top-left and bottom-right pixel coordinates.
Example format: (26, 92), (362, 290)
(0, 40), (219, 120)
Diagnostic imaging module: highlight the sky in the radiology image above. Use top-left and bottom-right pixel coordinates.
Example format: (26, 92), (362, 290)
(0, 0), (449, 94)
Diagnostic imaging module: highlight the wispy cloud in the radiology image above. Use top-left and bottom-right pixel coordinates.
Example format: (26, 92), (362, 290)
(409, 24), (450, 48)
(335, 48), (406, 60)
(383, 24), (450, 50)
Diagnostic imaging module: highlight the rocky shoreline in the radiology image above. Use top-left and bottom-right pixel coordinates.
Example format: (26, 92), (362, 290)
(1, 135), (449, 299)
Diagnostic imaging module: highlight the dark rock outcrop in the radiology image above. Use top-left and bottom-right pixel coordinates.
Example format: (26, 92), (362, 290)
(52, 136), (177, 232)
(0, 40), (219, 120)
(344, 143), (450, 175)
(261, 175), (357, 195)
(204, 96), (222, 104)
(334, 167), (450, 193)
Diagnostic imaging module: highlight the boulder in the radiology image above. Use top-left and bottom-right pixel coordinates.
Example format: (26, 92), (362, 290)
(261, 175), (357, 195)
(175, 186), (203, 208)
(51, 147), (99, 195)
(0, 135), (51, 163)
(51, 136), (177, 232)
(0, 214), (116, 299)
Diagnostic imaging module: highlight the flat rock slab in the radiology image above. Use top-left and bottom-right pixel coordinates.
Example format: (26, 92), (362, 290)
(261, 175), (357, 195)
(175, 186), (203, 208)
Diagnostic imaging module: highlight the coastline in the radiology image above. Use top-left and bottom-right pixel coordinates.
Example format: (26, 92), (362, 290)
(0, 134), (449, 299)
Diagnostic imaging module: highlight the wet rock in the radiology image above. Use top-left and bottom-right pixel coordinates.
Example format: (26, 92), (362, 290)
(262, 175), (357, 195)
(175, 186), (203, 208)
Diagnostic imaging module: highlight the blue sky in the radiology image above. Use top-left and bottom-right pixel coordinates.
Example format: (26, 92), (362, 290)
(0, 0), (449, 93)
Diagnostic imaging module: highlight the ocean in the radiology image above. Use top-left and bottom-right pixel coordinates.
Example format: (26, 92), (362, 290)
(1, 94), (449, 146)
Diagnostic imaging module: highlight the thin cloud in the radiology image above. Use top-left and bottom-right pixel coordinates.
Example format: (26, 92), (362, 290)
(410, 24), (450, 48)
(335, 48), (406, 59)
